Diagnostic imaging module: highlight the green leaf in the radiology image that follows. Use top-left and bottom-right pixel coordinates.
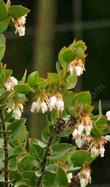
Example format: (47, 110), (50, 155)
(14, 84), (31, 94)
(0, 19), (9, 33)
(42, 168), (68, 187)
(0, 34), (6, 61)
(27, 71), (39, 86)
(58, 47), (75, 68)
(37, 78), (47, 90)
(65, 74), (77, 90)
(47, 73), (58, 85)
(75, 47), (85, 59)
(41, 127), (50, 143)
(52, 143), (75, 160)
(92, 115), (110, 137)
(69, 40), (87, 51)
(71, 150), (95, 167)
(36, 139), (47, 148)
(46, 163), (58, 174)
(20, 70), (27, 84)
(0, 71), (6, 86)
(63, 49), (75, 62)
(0, 0), (8, 21)
(9, 5), (30, 18)
(73, 91), (91, 105)
(56, 62), (61, 72)
(14, 181), (29, 187)
(55, 168), (68, 187)
(8, 119), (27, 144)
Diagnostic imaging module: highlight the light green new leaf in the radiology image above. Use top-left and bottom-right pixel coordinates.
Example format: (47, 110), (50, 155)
(27, 71), (39, 86)
(69, 40), (87, 51)
(14, 84), (31, 94)
(58, 47), (75, 68)
(9, 5), (30, 18)
(65, 74), (77, 90)
(0, 0), (8, 21)
(47, 73), (58, 85)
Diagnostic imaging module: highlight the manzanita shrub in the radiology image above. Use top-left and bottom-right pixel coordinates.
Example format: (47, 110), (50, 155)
(0, 1), (110, 187)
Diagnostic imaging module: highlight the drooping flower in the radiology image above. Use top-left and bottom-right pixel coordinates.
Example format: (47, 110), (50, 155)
(104, 135), (110, 141)
(78, 166), (91, 187)
(14, 15), (27, 36)
(48, 92), (64, 111)
(90, 138), (106, 158)
(67, 172), (73, 183)
(8, 102), (23, 119)
(82, 114), (92, 136)
(99, 145), (105, 157)
(90, 146), (99, 158)
(5, 76), (18, 91)
(106, 110), (110, 121)
(31, 97), (48, 114)
(68, 58), (85, 76)
(72, 129), (84, 148)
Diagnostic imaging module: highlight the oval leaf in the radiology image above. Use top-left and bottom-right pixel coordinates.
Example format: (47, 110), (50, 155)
(71, 150), (95, 167)
(9, 5), (30, 18)
(14, 84), (31, 94)
(27, 71), (39, 86)
(0, 19), (9, 33)
(0, 0), (8, 21)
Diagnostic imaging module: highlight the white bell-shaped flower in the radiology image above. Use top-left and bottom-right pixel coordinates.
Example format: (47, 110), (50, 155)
(5, 76), (18, 91)
(106, 111), (110, 121)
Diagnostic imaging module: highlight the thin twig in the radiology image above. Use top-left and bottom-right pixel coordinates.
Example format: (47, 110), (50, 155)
(36, 118), (74, 187)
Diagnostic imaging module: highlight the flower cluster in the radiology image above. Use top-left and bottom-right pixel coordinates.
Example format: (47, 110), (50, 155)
(14, 15), (27, 36)
(5, 76), (18, 91)
(90, 137), (106, 158)
(8, 102), (24, 119)
(31, 92), (64, 114)
(78, 166), (91, 187)
(72, 114), (92, 148)
(31, 97), (48, 114)
(48, 92), (64, 111)
(68, 58), (85, 76)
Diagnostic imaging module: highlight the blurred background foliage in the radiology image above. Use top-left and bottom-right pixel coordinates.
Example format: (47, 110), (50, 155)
(3, 0), (110, 185)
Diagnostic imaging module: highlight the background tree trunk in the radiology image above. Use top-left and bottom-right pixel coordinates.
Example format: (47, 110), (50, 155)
(30, 0), (56, 137)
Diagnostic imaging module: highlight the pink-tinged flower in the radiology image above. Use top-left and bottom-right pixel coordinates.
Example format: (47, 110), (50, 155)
(106, 111), (110, 121)
(99, 145), (105, 157)
(72, 129), (84, 148)
(5, 76), (18, 91)
(14, 15), (27, 36)
(75, 135), (84, 148)
(78, 166), (91, 187)
(48, 92), (64, 111)
(68, 58), (85, 76)
(90, 146), (99, 158)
